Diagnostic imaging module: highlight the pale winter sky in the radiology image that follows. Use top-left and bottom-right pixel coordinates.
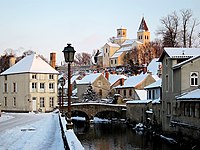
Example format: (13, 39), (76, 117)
(0, 0), (200, 64)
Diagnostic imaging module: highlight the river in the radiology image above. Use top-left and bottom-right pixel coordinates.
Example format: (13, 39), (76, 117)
(73, 119), (174, 150)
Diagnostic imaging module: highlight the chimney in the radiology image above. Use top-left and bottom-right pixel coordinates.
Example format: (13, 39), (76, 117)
(105, 70), (109, 80)
(9, 55), (16, 67)
(50, 52), (56, 69)
(143, 64), (147, 74)
(120, 78), (124, 86)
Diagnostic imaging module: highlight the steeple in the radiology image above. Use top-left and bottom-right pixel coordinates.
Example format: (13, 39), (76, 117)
(138, 17), (149, 31)
(137, 17), (150, 44)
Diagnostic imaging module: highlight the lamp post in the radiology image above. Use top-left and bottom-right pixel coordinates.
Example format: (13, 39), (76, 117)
(58, 87), (62, 109)
(62, 43), (76, 129)
(59, 77), (65, 107)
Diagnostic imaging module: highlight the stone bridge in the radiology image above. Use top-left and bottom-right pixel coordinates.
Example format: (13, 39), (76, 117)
(61, 103), (127, 121)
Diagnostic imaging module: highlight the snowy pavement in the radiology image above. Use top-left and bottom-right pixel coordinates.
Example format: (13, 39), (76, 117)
(0, 112), (64, 150)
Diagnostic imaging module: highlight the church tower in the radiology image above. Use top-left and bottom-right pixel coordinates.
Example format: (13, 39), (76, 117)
(115, 26), (127, 45)
(137, 17), (150, 44)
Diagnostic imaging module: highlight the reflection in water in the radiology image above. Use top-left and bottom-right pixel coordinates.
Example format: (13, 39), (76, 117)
(73, 120), (173, 150)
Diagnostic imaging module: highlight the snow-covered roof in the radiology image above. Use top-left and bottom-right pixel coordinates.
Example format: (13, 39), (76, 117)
(158, 48), (200, 62)
(152, 75), (160, 81)
(152, 98), (160, 104)
(111, 51), (123, 58)
(111, 45), (133, 58)
(121, 39), (136, 46)
(63, 75), (80, 88)
(135, 90), (147, 100)
(176, 88), (200, 100)
(1, 54), (58, 75)
(173, 55), (200, 69)
(77, 73), (102, 84)
(116, 74), (149, 88)
(126, 100), (152, 104)
(144, 79), (162, 89)
(117, 45), (133, 53)
(118, 26), (126, 30)
(106, 42), (120, 48)
(165, 48), (200, 57)
(109, 74), (127, 86)
(147, 58), (160, 75)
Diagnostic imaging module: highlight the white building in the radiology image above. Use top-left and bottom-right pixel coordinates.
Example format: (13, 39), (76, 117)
(0, 54), (59, 112)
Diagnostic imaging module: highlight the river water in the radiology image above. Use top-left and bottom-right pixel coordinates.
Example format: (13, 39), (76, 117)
(73, 120), (174, 150)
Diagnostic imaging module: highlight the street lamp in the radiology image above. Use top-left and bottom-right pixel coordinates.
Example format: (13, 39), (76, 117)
(59, 77), (65, 107)
(62, 43), (76, 130)
(58, 87), (62, 109)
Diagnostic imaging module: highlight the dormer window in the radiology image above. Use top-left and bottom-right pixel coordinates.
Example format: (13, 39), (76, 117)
(32, 74), (37, 79)
(190, 72), (198, 86)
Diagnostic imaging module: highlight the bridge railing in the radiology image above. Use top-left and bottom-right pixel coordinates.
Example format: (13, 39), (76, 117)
(58, 111), (84, 150)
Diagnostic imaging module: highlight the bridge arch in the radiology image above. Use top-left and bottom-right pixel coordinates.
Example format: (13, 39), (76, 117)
(62, 103), (126, 122)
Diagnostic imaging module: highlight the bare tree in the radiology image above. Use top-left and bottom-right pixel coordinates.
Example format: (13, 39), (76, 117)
(157, 11), (179, 47)
(181, 9), (192, 47)
(74, 52), (91, 66)
(108, 36), (115, 43)
(157, 9), (199, 48)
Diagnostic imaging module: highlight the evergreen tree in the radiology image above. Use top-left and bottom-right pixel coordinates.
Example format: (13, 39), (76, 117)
(82, 83), (98, 102)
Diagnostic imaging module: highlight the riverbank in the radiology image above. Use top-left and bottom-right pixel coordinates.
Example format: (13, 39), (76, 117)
(129, 121), (200, 150)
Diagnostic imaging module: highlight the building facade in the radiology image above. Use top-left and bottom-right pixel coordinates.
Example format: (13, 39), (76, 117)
(0, 54), (58, 112)
(158, 48), (200, 137)
(98, 17), (150, 68)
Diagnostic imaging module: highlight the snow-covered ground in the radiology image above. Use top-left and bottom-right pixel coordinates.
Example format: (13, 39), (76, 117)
(0, 112), (64, 150)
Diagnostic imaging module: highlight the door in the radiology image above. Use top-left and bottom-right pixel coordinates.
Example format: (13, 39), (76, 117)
(32, 97), (37, 112)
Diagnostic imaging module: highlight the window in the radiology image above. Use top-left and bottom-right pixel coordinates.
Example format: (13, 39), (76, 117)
(148, 90), (152, 99)
(118, 90), (120, 94)
(166, 75), (169, 91)
(40, 83), (45, 89)
(99, 89), (102, 97)
(5, 75), (7, 80)
(40, 97), (45, 107)
(4, 83), (8, 93)
(4, 97), (7, 107)
(152, 90), (155, 99)
(165, 58), (168, 66)
(129, 89), (132, 96)
(49, 97), (54, 107)
(111, 60), (113, 64)
(106, 48), (107, 53)
(97, 81), (102, 86)
(167, 102), (171, 115)
(13, 97), (16, 107)
(190, 72), (198, 86)
(49, 74), (54, 80)
(124, 90), (126, 97)
(49, 83), (54, 89)
(115, 59), (117, 64)
(13, 83), (17, 92)
(32, 82), (37, 89)
(32, 74), (37, 79)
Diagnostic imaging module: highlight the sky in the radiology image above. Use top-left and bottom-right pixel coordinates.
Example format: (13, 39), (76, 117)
(0, 0), (200, 65)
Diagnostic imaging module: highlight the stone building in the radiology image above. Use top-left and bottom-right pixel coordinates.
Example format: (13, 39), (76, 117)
(158, 47), (200, 139)
(0, 54), (58, 112)
(97, 17), (151, 68)
(115, 73), (158, 101)
(77, 73), (110, 100)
